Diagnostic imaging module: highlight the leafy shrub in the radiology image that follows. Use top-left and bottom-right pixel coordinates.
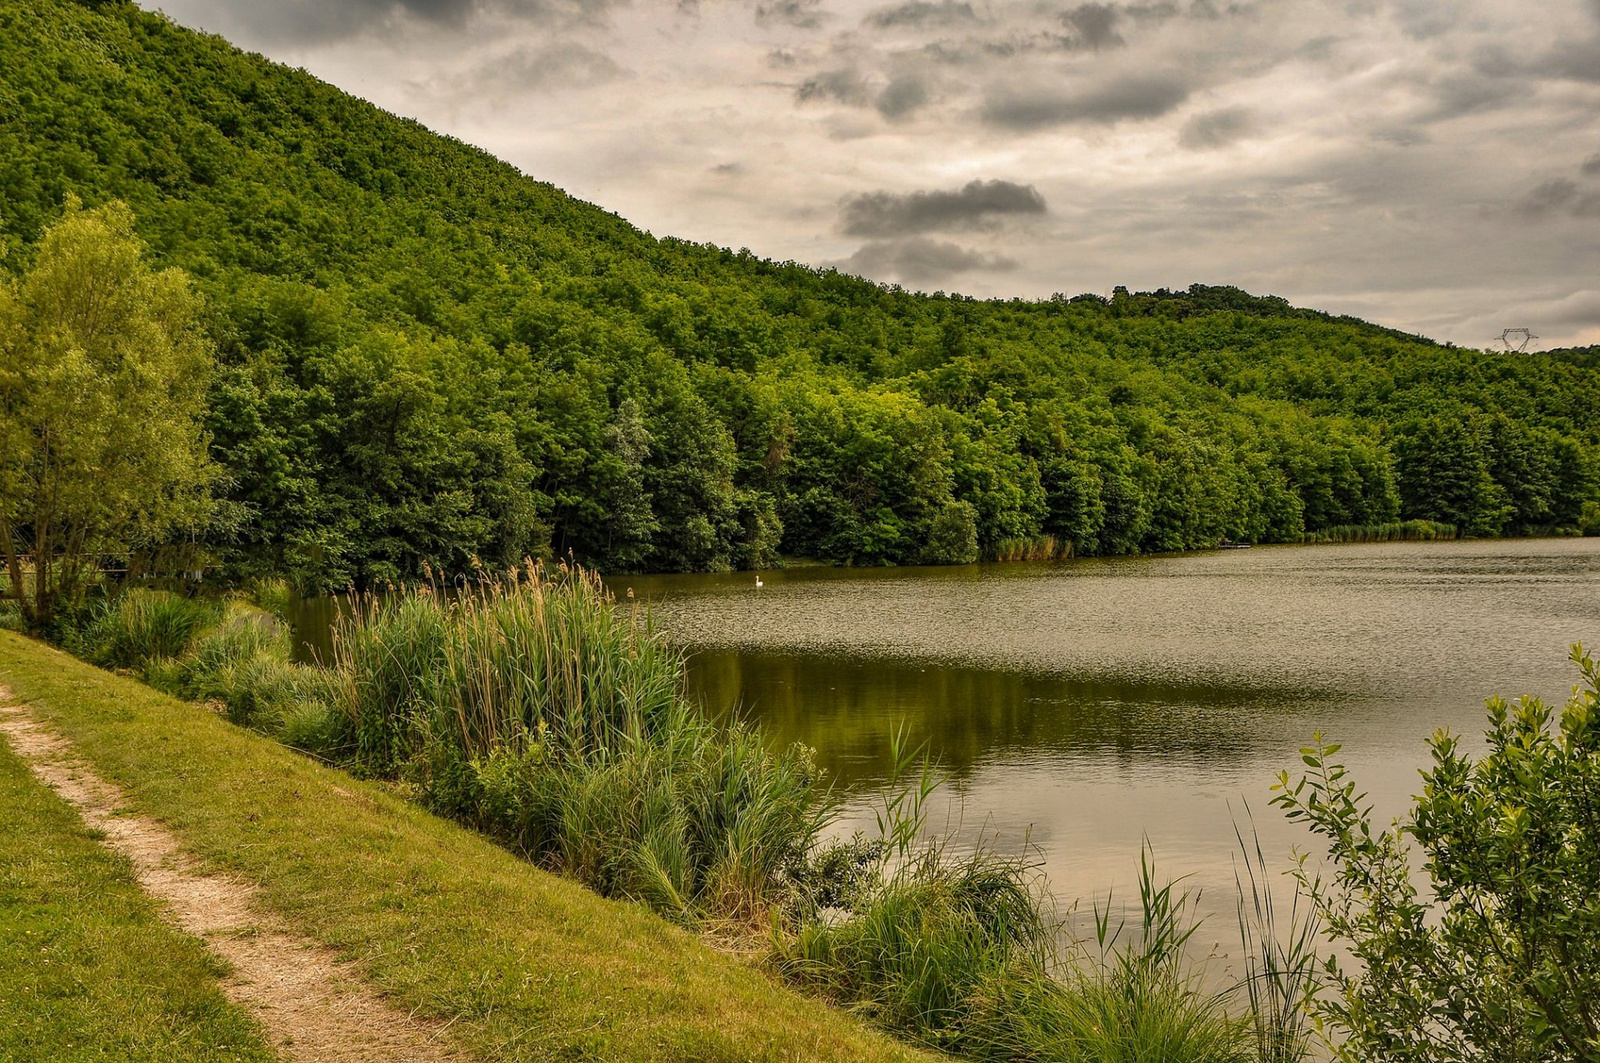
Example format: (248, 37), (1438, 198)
(1274, 645), (1600, 1062)
(1581, 501), (1600, 536)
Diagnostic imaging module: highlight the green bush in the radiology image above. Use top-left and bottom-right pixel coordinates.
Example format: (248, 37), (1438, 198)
(1581, 501), (1600, 536)
(1274, 645), (1600, 1062)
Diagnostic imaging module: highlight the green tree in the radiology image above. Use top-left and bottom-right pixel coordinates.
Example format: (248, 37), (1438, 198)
(0, 200), (216, 629)
(1395, 418), (1506, 536)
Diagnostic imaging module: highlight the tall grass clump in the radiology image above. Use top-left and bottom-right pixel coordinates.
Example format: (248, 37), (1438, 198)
(79, 588), (221, 671)
(1233, 818), (1319, 1063)
(243, 576), (294, 620)
(328, 561), (833, 923)
(779, 739), (1254, 1063)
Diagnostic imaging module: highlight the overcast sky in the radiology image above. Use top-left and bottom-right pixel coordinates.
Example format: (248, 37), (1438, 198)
(146, 0), (1600, 347)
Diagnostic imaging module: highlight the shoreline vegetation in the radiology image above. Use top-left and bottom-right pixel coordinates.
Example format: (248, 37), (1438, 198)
(4, 562), (1596, 1062)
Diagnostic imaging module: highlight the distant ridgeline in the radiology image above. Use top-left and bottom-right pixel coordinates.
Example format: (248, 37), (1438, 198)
(4, 0), (1598, 589)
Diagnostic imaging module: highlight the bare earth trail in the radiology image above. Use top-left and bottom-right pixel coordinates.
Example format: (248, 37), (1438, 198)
(0, 687), (461, 1063)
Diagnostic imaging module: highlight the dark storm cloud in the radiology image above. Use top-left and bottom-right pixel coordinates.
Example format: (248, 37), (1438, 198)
(982, 74), (1190, 129)
(1583, 152), (1600, 176)
(840, 179), (1048, 236)
(843, 236), (1016, 283)
(1178, 106), (1254, 149)
(864, 1), (978, 29)
(756, 0), (826, 28)
(1060, 3), (1124, 50)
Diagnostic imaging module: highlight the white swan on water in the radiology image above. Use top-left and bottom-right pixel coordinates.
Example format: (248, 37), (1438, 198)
(754, 575), (764, 588)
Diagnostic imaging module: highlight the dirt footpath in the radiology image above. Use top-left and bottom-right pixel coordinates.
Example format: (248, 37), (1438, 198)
(0, 690), (462, 1063)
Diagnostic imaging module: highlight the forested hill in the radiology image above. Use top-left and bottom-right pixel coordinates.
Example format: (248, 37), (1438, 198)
(4, 0), (1598, 589)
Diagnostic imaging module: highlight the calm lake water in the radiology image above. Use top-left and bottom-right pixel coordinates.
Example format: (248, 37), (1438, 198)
(615, 538), (1600, 937)
(289, 539), (1600, 945)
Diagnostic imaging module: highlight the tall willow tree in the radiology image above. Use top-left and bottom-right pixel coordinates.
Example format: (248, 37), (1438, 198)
(0, 200), (216, 629)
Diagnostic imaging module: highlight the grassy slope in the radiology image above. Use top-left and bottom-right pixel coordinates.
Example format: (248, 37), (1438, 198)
(0, 630), (934, 1063)
(0, 739), (279, 1062)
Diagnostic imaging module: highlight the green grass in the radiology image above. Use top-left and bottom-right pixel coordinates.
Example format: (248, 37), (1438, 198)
(0, 629), (936, 1063)
(0, 740), (279, 1062)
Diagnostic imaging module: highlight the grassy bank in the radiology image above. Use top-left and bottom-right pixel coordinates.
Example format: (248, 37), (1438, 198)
(0, 737), (278, 1062)
(0, 629), (936, 1063)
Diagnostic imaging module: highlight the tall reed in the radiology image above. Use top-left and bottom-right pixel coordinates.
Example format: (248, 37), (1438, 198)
(988, 536), (1070, 562)
(327, 561), (834, 922)
(1298, 519), (1456, 544)
(1232, 816), (1319, 1063)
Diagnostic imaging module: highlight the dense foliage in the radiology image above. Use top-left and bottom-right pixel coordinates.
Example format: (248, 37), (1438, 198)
(3, 0), (1598, 589)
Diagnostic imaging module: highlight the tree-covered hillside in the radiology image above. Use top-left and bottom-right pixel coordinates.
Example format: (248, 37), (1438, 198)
(3, 0), (1597, 589)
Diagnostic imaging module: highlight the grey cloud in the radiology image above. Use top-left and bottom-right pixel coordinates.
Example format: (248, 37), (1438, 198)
(844, 236), (1016, 284)
(483, 42), (625, 91)
(840, 179), (1048, 236)
(796, 65), (933, 119)
(865, 1), (977, 29)
(1124, 3), (1180, 23)
(1391, 0), (1454, 40)
(1549, 38), (1600, 82)
(757, 0), (826, 28)
(797, 68), (873, 106)
(1423, 74), (1527, 122)
(877, 74), (931, 118)
(982, 74), (1190, 129)
(1583, 153), (1600, 176)
(1178, 106), (1254, 149)
(1516, 178), (1600, 219)
(1544, 291), (1600, 326)
(1060, 3), (1124, 50)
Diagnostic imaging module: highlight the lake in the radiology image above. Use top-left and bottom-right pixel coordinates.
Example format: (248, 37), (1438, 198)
(614, 538), (1600, 940)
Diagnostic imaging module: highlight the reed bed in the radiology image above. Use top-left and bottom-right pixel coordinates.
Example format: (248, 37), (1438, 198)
(1298, 519), (1456, 544)
(328, 562), (833, 923)
(988, 536), (1071, 562)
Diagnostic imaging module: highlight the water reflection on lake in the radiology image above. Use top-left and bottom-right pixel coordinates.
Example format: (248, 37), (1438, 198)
(617, 539), (1600, 932)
